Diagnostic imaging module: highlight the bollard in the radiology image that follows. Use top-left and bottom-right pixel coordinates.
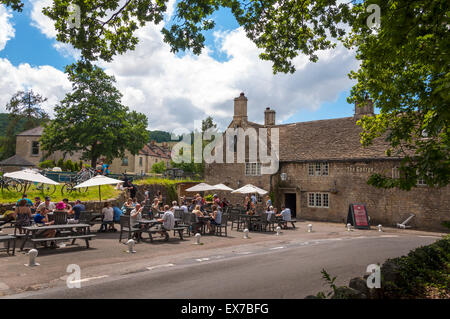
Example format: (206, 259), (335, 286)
(347, 223), (352, 232)
(194, 233), (201, 245)
(243, 228), (249, 239)
(127, 239), (136, 253)
(378, 224), (383, 232)
(307, 224), (313, 233)
(276, 226), (281, 236)
(25, 249), (39, 267)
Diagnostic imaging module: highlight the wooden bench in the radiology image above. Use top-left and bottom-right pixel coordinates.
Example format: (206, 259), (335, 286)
(30, 234), (96, 248)
(278, 219), (298, 229)
(0, 235), (16, 255)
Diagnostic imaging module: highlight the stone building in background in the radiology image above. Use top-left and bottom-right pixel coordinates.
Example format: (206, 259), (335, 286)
(205, 93), (450, 231)
(2, 126), (171, 175)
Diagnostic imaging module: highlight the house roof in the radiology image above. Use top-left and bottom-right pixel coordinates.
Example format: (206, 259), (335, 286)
(16, 126), (44, 136)
(275, 117), (395, 162)
(0, 154), (35, 167)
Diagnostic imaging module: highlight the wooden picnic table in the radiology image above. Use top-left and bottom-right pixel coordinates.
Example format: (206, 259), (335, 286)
(138, 218), (183, 242)
(20, 223), (95, 251)
(239, 214), (261, 231)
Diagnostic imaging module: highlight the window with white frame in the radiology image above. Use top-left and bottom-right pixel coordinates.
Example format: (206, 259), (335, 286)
(121, 157), (128, 166)
(309, 162), (329, 176)
(392, 167), (400, 179)
(245, 162), (261, 176)
(308, 192), (330, 208)
(417, 171), (433, 186)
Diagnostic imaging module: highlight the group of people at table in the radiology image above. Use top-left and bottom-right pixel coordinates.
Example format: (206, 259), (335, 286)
(8, 189), (293, 245)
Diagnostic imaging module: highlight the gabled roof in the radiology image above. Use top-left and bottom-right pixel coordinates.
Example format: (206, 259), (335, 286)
(16, 126), (43, 136)
(276, 117), (395, 162)
(0, 154), (35, 166)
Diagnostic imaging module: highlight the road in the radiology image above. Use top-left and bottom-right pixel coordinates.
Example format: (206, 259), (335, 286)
(8, 234), (439, 299)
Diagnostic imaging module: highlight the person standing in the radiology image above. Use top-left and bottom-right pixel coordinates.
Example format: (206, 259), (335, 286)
(14, 199), (32, 234)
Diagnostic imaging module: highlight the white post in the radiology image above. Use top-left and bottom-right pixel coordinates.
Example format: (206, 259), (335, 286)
(378, 224), (383, 232)
(194, 233), (201, 245)
(307, 224), (312, 233)
(127, 239), (136, 253)
(276, 226), (281, 236)
(347, 223), (352, 232)
(26, 249), (39, 267)
(243, 228), (249, 239)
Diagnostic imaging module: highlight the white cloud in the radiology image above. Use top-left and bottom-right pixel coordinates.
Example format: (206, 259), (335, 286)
(0, 58), (71, 114)
(0, 4), (15, 51)
(23, 3), (358, 132)
(102, 23), (358, 131)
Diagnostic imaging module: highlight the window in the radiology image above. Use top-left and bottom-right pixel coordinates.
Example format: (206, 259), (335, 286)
(392, 167), (400, 179)
(31, 141), (39, 155)
(139, 157), (143, 166)
(309, 162), (329, 176)
(121, 157), (128, 166)
(308, 193), (330, 208)
(417, 170), (433, 186)
(245, 162), (261, 176)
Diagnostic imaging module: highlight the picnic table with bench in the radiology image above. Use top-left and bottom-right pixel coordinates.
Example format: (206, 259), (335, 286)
(0, 234), (16, 255)
(20, 223), (95, 251)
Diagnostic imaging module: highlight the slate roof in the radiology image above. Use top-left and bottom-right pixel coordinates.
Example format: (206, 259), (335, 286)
(16, 126), (44, 136)
(275, 117), (395, 162)
(0, 154), (35, 166)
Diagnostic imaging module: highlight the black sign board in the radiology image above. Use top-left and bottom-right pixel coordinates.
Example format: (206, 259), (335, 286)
(346, 204), (370, 229)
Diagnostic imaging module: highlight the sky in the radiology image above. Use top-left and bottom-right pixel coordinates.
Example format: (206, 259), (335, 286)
(0, 0), (361, 133)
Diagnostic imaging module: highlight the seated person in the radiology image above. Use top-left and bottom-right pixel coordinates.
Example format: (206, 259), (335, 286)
(180, 200), (189, 213)
(171, 201), (180, 211)
(121, 198), (134, 214)
(14, 199), (33, 233)
(276, 206), (291, 228)
(130, 204), (144, 240)
(266, 206), (275, 221)
(62, 198), (72, 211)
(192, 205), (204, 233)
(157, 205), (175, 237)
(37, 196), (56, 213)
(17, 194), (33, 207)
(68, 199), (85, 222)
(55, 201), (67, 211)
(100, 202), (116, 232)
(207, 207), (222, 234)
(32, 196), (42, 213)
(33, 208), (57, 243)
(113, 206), (123, 223)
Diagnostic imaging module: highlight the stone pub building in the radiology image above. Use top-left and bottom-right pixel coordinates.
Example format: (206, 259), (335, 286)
(205, 93), (449, 231)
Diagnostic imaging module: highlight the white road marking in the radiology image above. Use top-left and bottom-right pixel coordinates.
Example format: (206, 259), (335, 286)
(146, 264), (175, 271)
(236, 251), (252, 255)
(379, 235), (399, 238)
(68, 275), (109, 284)
(270, 246), (285, 250)
(418, 235), (441, 238)
(195, 258), (210, 262)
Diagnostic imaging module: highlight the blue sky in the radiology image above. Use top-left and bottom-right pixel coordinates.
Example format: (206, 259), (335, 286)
(0, 0), (361, 131)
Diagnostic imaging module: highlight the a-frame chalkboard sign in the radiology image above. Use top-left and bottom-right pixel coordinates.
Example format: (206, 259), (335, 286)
(346, 204), (370, 229)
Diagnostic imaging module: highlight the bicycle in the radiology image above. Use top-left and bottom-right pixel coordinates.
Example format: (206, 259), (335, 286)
(61, 170), (92, 196)
(0, 176), (24, 193)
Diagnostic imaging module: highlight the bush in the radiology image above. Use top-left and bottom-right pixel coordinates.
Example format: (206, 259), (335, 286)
(204, 194), (213, 202)
(65, 159), (74, 172)
(57, 158), (64, 169)
(151, 161), (166, 174)
(38, 160), (55, 169)
(381, 235), (450, 298)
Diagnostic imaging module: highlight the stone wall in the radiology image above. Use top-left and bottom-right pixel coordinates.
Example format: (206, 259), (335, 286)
(275, 161), (450, 232)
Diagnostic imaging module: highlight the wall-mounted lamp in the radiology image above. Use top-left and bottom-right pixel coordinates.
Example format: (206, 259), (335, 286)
(280, 173), (287, 181)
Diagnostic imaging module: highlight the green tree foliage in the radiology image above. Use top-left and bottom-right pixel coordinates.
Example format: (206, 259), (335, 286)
(0, 90), (49, 160)
(3, 0), (448, 189)
(345, 1), (449, 190)
(40, 61), (149, 167)
(151, 161), (166, 174)
(148, 130), (177, 143)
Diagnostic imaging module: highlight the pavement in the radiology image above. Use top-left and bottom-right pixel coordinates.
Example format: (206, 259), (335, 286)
(0, 221), (446, 298)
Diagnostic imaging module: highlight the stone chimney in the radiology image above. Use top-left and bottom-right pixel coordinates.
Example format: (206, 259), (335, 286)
(264, 107), (276, 126)
(233, 92), (248, 124)
(354, 99), (374, 119)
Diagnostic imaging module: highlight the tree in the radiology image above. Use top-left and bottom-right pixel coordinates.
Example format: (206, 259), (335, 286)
(40, 61), (149, 167)
(344, 0), (449, 190)
(4, 1), (448, 189)
(202, 116), (217, 133)
(151, 161), (166, 174)
(0, 90), (49, 160)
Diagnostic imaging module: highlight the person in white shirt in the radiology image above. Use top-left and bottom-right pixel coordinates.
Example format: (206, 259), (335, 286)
(37, 196), (56, 213)
(276, 206), (291, 228)
(266, 206), (275, 221)
(171, 201), (180, 211)
(130, 203), (143, 227)
(180, 200), (188, 213)
(158, 205), (175, 240)
(100, 202), (116, 232)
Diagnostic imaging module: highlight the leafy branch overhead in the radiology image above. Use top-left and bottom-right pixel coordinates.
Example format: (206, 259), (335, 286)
(2, 0), (448, 189)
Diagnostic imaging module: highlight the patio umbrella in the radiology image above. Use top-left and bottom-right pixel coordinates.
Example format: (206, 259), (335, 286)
(4, 169), (59, 195)
(211, 183), (234, 191)
(231, 184), (268, 195)
(74, 175), (124, 201)
(185, 182), (214, 192)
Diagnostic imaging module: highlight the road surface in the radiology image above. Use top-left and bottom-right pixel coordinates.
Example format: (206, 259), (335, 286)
(7, 234), (439, 299)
